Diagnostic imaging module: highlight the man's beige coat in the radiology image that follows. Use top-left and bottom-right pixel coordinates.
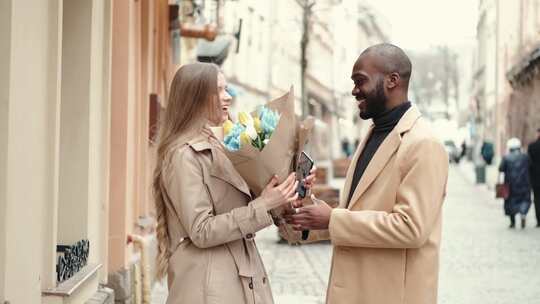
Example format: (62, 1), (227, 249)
(326, 106), (448, 304)
(161, 132), (274, 304)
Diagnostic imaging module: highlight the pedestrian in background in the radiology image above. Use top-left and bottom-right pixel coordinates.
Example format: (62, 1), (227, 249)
(499, 138), (531, 229)
(341, 138), (352, 158)
(460, 140), (467, 160)
(354, 138), (360, 151)
(527, 128), (540, 227)
(481, 140), (495, 165)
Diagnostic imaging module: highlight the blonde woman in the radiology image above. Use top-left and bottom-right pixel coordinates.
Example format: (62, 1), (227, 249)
(153, 62), (300, 304)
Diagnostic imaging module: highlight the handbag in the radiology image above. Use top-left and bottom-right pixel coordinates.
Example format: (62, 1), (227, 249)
(495, 183), (509, 199)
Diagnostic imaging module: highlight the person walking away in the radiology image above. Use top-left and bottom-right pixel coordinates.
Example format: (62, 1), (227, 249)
(527, 128), (540, 227)
(481, 140), (495, 165)
(499, 138), (531, 229)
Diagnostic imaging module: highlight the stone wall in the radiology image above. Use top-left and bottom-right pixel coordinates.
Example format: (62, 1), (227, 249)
(506, 75), (540, 146)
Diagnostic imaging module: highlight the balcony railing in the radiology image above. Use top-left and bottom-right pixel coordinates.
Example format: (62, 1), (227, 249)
(56, 239), (90, 283)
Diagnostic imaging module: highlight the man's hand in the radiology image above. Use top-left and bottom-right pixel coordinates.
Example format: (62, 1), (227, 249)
(285, 195), (332, 230)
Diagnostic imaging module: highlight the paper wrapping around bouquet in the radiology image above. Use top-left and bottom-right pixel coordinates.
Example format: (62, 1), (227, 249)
(222, 86), (313, 195)
(221, 86), (315, 244)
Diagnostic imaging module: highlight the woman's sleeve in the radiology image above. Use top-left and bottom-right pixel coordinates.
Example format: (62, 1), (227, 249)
(164, 148), (273, 248)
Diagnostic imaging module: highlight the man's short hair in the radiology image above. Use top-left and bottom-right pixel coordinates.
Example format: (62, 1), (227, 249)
(361, 43), (412, 82)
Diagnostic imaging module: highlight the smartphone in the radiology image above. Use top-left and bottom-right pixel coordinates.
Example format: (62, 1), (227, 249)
(296, 151), (314, 199)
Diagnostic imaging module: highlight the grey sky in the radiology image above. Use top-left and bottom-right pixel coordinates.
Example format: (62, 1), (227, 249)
(365, 0), (478, 51)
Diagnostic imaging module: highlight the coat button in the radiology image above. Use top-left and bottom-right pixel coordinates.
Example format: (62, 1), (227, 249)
(249, 282), (254, 289)
(246, 233), (254, 239)
(262, 277), (266, 284)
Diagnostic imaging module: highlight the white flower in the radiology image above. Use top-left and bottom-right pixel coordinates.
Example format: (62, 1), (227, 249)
(245, 125), (258, 140)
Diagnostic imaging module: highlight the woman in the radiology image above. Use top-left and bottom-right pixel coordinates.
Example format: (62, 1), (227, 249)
(499, 137), (532, 229)
(153, 62), (303, 304)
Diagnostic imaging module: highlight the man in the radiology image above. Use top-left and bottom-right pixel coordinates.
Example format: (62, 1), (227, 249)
(287, 44), (449, 304)
(527, 128), (540, 227)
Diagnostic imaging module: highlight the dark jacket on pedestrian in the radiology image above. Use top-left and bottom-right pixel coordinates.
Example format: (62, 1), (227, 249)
(481, 141), (495, 165)
(528, 139), (540, 188)
(499, 150), (532, 215)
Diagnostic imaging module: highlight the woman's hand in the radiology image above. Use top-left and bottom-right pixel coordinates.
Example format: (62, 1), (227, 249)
(260, 173), (299, 210)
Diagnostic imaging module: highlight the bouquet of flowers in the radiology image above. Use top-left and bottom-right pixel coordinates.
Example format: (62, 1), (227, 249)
(217, 87), (315, 244)
(222, 106), (280, 152)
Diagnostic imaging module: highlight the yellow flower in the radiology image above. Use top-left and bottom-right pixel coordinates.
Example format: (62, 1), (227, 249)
(238, 112), (253, 126)
(253, 117), (262, 133)
(223, 120), (234, 136)
(240, 132), (251, 146)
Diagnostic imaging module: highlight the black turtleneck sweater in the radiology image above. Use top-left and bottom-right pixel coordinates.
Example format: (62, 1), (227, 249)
(346, 102), (411, 206)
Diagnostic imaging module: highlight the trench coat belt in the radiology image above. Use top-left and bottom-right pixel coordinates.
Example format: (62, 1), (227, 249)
(171, 237), (255, 278)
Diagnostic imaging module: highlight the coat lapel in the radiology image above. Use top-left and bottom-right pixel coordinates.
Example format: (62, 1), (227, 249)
(209, 147), (253, 198)
(347, 106), (422, 210)
(347, 131), (401, 209)
(339, 126), (374, 208)
(188, 134), (252, 198)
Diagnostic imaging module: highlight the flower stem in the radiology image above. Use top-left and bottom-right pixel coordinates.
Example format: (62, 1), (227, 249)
(257, 135), (263, 150)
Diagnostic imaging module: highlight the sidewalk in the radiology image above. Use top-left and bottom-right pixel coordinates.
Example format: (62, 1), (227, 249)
(456, 160), (499, 191)
(439, 167), (540, 304)
(152, 165), (540, 304)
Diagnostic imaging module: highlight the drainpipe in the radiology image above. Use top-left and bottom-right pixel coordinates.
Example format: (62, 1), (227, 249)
(494, 0), (500, 159)
(127, 234), (152, 304)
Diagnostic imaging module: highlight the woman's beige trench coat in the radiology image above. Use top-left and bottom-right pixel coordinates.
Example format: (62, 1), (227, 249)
(160, 132), (275, 304)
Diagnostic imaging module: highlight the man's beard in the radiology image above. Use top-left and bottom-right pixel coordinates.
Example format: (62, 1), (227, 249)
(358, 78), (387, 120)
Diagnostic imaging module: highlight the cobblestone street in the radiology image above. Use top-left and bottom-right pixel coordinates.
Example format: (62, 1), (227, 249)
(439, 164), (540, 304)
(152, 165), (540, 303)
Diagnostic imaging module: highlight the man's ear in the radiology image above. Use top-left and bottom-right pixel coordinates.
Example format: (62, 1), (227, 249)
(386, 72), (400, 89)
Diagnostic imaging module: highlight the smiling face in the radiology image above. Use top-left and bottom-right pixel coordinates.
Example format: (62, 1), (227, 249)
(217, 72), (232, 124)
(351, 54), (389, 120)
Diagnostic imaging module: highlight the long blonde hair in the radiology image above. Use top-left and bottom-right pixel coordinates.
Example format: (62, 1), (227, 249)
(153, 62), (220, 279)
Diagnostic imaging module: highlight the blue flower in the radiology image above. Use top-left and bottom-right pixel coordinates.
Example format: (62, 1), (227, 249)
(223, 122), (245, 151)
(222, 106), (280, 151)
(258, 106), (280, 135)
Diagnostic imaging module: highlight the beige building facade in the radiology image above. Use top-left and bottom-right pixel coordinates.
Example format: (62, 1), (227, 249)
(329, 0), (389, 159)
(503, 0), (540, 145)
(1, 0), (112, 303)
(106, 0), (173, 303)
(474, 0), (540, 157)
(1, 0), (177, 303)
(473, 0), (501, 156)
